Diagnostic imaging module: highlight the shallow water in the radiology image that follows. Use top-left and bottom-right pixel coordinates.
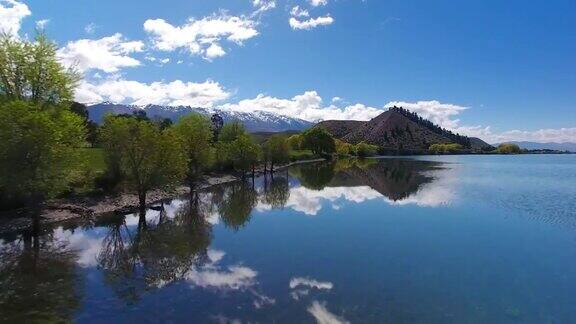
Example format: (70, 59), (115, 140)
(1, 155), (576, 323)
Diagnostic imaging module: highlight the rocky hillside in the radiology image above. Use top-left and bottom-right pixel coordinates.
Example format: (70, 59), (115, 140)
(317, 107), (492, 151)
(87, 102), (313, 132)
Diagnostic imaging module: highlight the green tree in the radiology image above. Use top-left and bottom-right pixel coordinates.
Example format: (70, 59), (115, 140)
(301, 127), (336, 156)
(496, 143), (521, 154)
(214, 121), (248, 169)
(264, 134), (291, 172)
(354, 142), (379, 157)
(229, 134), (260, 177)
(286, 134), (302, 150)
(172, 113), (214, 187)
(0, 33), (79, 104)
(0, 101), (85, 208)
(429, 143), (463, 154)
(70, 102), (98, 147)
(100, 117), (186, 211)
(335, 139), (354, 156)
(219, 120), (246, 143)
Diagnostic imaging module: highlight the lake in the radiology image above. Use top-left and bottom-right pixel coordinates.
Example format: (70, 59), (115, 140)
(1, 155), (575, 323)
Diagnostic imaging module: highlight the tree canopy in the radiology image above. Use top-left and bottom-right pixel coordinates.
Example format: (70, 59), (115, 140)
(0, 33), (79, 105)
(172, 113), (214, 185)
(301, 127), (336, 156)
(99, 117), (186, 208)
(0, 101), (85, 203)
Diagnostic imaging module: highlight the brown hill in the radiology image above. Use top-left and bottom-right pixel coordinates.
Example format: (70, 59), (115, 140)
(316, 107), (492, 151)
(315, 120), (365, 139)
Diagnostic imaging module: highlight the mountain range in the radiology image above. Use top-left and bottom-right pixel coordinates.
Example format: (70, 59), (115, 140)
(87, 102), (313, 132)
(316, 107), (493, 151)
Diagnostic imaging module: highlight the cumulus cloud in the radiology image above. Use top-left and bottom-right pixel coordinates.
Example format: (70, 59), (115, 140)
(76, 78), (230, 106)
(220, 91), (383, 122)
(289, 15), (334, 30)
(57, 33), (144, 73)
(308, 301), (349, 324)
(144, 13), (258, 60)
(0, 0), (30, 36)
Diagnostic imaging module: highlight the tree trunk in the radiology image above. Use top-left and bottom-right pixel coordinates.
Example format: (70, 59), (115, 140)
(138, 190), (147, 217)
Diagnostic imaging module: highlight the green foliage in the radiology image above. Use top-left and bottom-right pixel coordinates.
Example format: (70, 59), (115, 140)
(0, 33), (79, 105)
(99, 117), (186, 204)
(213, 122), (260, 174)
(354, 142), (379, 157)
(0, 100), (85, 201)
(335, 139), (354, 156)
(219, 121), (246, 143)
(290, 149), (315, 162)
(231, 134), (261, 174)
(264, 135), (291, 168)
(70, 102), (98, 147)
(496, 143), (521, 154)
(286, 134), (303, 150)
(172, 113), (214, 185)
(429, 143), (463, 154)
(301, 127), (336, 156)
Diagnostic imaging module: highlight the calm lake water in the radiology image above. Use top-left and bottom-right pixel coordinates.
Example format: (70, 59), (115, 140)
(1, 155), (576, 323)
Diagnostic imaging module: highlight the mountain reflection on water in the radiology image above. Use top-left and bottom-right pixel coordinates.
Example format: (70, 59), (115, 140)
(2, 155), (575, 323)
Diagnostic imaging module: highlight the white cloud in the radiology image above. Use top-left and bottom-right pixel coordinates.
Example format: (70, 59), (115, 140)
(76, 78), (230, 106)
(289, 15), (334, 30)
(459, 126), (576, 144)
(290, 6), (310, 18)
(57, 33), (144, 73)
(290, 277), (334, 290)
(205, 43), (226, 60)
(35, 19), (49, 29)
(0, 0), (31, 36)
(385, 100), (576, 143)
(220, 91), (383, 122)
(309, 0), (328, 7)
(53, 227), (104, 268)
(186, 265), (257, 289)
(385, 100), (467, 130)
(252, 0), (276, 15)
(144, 13), (258, 60)
(185, 249), (258, 290)
(308, 301), (349, 324)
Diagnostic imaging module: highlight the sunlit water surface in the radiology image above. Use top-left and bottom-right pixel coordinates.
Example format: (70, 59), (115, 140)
(1, 155), (576, 323)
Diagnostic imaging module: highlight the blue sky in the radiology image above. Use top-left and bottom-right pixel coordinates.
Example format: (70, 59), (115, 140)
(2, 0), (575, 142)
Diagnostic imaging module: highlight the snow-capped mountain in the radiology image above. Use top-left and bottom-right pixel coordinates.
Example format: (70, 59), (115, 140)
(87, 102), (313, 132)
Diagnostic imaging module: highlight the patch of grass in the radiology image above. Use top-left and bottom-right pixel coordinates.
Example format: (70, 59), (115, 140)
(290, 149), (317, 161)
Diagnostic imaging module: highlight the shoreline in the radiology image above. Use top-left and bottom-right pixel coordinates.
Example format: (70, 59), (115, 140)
(0, 158), (326, 235)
